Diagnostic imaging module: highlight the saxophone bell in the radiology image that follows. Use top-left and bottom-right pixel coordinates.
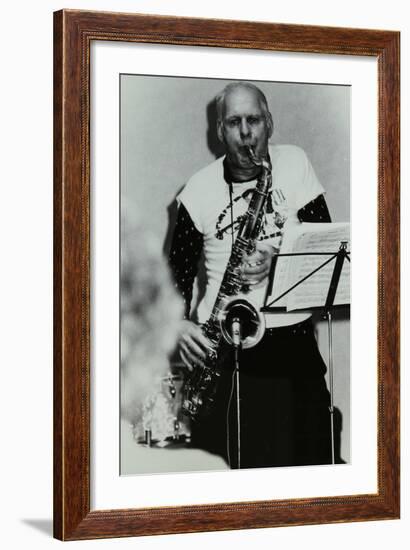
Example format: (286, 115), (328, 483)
(218, 297), (266, 349)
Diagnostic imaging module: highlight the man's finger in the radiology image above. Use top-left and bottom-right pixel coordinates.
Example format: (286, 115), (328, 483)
(243, 264), (266, 276)
(191, 327), (213, 352)
(243, 261), (270, 275)
(180, 348), (193, 371)
(244, 250), (265, 263)
(183, 335), (207, 361)
(243, 263), (271, 284)
(180, 341), (200, 367)
(181, 339), (206, 365)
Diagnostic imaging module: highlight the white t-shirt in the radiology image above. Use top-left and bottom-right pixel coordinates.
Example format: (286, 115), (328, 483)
(178, 145), (325, 328)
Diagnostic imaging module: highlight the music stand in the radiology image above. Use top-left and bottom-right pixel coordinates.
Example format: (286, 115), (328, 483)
(261, 241), (350, 464)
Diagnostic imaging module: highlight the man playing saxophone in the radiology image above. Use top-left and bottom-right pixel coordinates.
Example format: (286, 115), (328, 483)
(169, 82), (334, 469)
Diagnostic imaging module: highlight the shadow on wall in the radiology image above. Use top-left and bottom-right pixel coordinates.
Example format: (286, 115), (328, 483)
(206, 98), (225, 159)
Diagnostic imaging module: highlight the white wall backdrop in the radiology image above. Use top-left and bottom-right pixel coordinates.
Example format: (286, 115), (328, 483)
(0, 1), (407, 549)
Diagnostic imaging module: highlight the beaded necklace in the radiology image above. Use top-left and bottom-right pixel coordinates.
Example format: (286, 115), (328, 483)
(215, 185), (283, 241)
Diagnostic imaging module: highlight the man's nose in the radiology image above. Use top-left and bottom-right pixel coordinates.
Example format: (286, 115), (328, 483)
(239, 119), (251, 139)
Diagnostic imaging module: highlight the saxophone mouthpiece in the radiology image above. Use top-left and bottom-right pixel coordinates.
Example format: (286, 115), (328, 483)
(246, 146), (271, 171)
(245, 145), (259, 164)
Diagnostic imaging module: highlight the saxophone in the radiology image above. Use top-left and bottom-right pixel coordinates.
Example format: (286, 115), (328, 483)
(181, 146), (273, 419)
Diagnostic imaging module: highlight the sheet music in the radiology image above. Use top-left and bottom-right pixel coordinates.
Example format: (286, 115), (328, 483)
(268, 222), (350, 311)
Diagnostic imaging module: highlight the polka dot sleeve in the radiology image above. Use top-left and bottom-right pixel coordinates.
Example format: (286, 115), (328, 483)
(168, 203), (204, 320)
(297, 194), (332, 223)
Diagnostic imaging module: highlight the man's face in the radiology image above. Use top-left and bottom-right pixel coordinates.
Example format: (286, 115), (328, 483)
(217, 87), (273, 171)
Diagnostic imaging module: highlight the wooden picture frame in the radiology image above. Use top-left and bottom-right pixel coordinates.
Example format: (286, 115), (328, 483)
(53, 9), (400, 540)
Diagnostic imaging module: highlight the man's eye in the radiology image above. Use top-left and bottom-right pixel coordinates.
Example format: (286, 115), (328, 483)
(248, 116), (262, 125)
(226, 119), (240, 128)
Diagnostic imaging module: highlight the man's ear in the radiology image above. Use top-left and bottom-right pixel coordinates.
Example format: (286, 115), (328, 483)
(267, 112), (274, 139)
(217, 120), (225, 143)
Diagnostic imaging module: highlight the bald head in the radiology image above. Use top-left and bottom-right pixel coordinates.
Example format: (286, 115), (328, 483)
(215, 82), (271, 123)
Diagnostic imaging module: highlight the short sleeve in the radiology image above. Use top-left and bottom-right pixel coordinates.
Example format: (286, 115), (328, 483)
(177, 179), (204, 234)
(273, 145), (325, 212)
(295, 148), (325, 210)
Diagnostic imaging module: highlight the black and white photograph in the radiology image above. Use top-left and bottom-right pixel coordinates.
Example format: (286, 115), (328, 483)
(120, 75), (351, 475)
(0, 0), (405, 546)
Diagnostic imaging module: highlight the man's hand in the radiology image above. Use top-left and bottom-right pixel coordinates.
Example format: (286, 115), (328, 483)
(178, 320), (212, 371)
(242, 242), (277, 287)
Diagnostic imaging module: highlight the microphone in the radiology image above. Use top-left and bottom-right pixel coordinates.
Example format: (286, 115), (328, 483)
(231, 317), (242, 348)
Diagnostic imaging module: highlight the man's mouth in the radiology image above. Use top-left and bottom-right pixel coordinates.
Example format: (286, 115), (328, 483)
(238, 145), (255, 157)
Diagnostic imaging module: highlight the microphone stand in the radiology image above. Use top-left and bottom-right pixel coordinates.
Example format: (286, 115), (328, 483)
(231, 317), (242, 470)
(262, 241), (350, 465)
